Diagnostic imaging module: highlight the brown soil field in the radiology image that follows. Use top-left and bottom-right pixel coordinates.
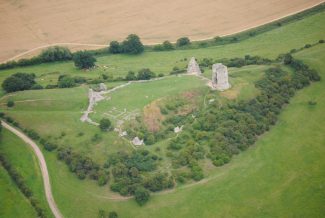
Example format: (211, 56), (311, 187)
(0, 0), (323, 62)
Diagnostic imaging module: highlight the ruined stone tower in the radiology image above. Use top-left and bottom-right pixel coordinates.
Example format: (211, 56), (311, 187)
(212, 63), (230, 91)
(187, 57), (201, 75)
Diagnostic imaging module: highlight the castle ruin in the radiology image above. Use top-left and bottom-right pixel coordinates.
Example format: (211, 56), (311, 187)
(211, 63), (230, 91)
(187, 57), (201, 75)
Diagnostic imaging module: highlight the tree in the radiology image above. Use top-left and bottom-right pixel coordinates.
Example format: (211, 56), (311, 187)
(134, 187), (150, 206)
(7, 100), (14, 107)
(73, 51), (96, 69)
(2, 73), (36, 93)
(108, 211), (118, 218)
(162, 40), (174, 50)
(40, 46), (72, 62)
(109, 41), (121, 54)
(176, 37), (190, 47)
(137, 68), (156, 80)
(121, 34), (144, 54)
(283, 53), (293, 65)
(99, 118), (112, 131)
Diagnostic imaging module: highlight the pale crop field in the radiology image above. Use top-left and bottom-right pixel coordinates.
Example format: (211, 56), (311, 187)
(0, 0), (323, 62)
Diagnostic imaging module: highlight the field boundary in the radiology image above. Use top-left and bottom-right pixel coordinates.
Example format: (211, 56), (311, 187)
(2, 1), (324, 64)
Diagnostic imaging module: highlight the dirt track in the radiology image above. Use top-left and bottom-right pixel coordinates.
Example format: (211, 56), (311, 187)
(0, 0), (324, 62)
(1, 121), (63, 218)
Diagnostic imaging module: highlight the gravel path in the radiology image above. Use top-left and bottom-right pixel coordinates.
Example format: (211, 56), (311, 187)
(2, 121), (63, 218)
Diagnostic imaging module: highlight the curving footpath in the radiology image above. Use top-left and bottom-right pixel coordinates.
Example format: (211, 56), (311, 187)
(1, 121), (63, 218)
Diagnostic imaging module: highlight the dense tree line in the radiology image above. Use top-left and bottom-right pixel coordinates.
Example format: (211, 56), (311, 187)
(0, 153), (46, 217)
(105, 149), (174, 205)
(108, 34), (144, 55)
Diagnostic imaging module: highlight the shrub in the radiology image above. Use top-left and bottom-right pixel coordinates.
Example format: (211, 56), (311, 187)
(304, 44), (312, 48)
(99, 118), (112, 131)
(30, 84), (43, 90)
(7, 100), (14, 107)
(73, 51), (96, 69)
(319, 39), (324, 43)
(121, 34), (144, 54)
(109, 41), (121, 54)
(58, 75), (76, 88)
(176, 37), (190, 47)
(108, 211), (118, 218)
(137, 68), (156, 80)
(2, 73), (36, 93)
(125, 71), (137, 81)
(162, 40), (174, 50)
(40, 46), (72, 62)
(134, 187), (150, 206)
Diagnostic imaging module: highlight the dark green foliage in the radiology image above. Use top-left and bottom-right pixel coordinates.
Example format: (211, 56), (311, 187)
(7, 100), (14, 107)
(125, 71), (137, 80)
(57, 147), (101, 180)
(58, 75), (76, 88)
(162, 40), (174, 50)
(319, 39), (325, 43)
(170, 66), (186, 75)
(2, 73), (36, 93)
(108, 211), (118, 218)
(73, 51), (96, 69)
(31, 84), (44, 90)
(134, 187), (150, 206)
(40, 46), (72, 62)
(99, 118), (112, 131)
(137, 68), (156, 80)
(109, 41), (121, 54)
(121, 34), (144, 54)
(176, 37), (191, 47)
(283, 53), (293, 65)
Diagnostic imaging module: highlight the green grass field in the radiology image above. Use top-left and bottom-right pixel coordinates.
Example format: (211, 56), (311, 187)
(0, 9), (324, 218)
(0, 129), (54, 218)
(0, 166), (36, 218)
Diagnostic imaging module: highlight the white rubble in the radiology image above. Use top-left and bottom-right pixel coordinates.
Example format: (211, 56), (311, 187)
(132, 137), (144, 146)
(174, 126), (183, 133)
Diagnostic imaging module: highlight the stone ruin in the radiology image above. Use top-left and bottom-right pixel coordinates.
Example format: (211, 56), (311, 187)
(211, 63), (230, 91)
(132, 137), (144, 146)
(99, 83), (107, 91)
(187, 57), (201, 75)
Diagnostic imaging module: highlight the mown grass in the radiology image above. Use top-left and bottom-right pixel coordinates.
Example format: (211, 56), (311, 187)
(0, 129), (54, 218)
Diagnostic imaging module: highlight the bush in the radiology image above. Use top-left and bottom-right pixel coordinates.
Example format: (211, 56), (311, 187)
(2, 73), (36, 93)
(134, 187), (150, 206)
(40, 46), (72, 62)
(162, 40), (174, 50)
(137, 68), (156, 80)
(58, 75), (76, 88)
(73, 51), (96, 69)
(304, 44), (312, 48)
(7, 100), (14, 107)
(108, 211), (118, 218)
(125, 71), (137, 81)
(109, 41), (121, 54)
(31, 84), (43, 90)
(121, 34), (144, 54)
(176, 37), (190, 47)
(99, 118), (112, 131)
(319, 39), (325, 43)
